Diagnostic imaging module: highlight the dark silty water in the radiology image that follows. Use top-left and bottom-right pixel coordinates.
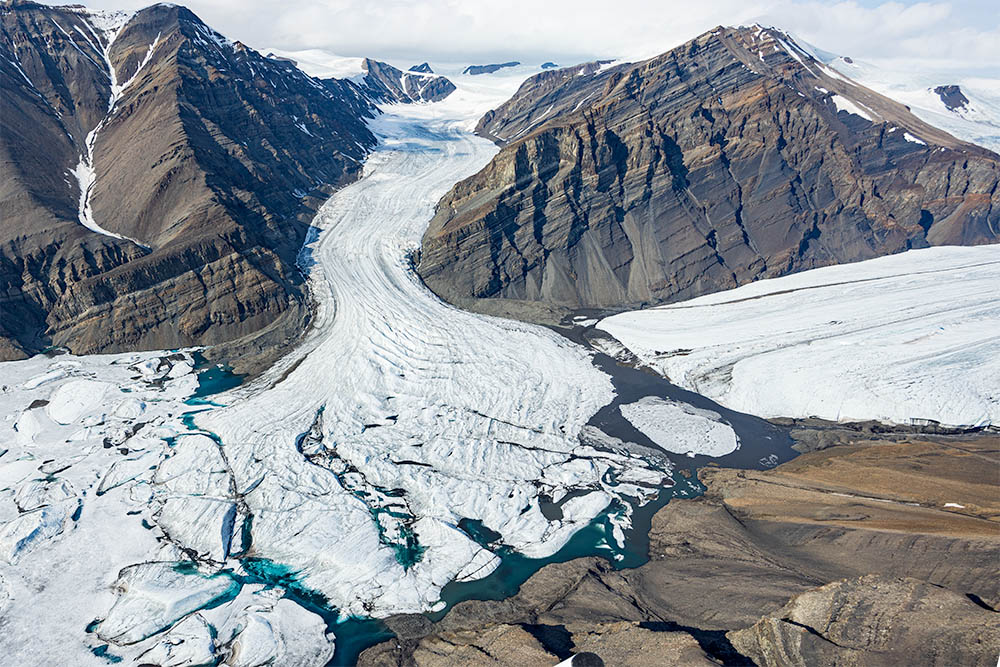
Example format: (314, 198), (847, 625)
(558, 319), (801, 471)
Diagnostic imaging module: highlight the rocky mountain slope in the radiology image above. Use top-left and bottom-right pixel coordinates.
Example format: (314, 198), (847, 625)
(417, 26), (1000, 322)
(360, 432), (1000, 665)
(263, 51), (457, 104)
(357, 57), (456, 103)
(0, 0), (377, 364)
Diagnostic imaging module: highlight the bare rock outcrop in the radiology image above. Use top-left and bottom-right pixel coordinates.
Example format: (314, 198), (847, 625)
(358, 57), (456, 103)
(463, 61), (520, 75)
(729, 575), (1000, 667)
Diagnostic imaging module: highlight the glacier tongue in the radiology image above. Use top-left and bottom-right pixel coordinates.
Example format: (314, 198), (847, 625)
(197, 82), (669, 617)
(598, 245), (1000, 427)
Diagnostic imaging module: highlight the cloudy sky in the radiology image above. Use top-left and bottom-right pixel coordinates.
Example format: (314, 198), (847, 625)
(54, 0), (1000, 73)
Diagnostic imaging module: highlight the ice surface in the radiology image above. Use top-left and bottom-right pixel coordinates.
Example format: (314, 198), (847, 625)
(195, 79), (669, 616)
(262, 47), (366, 80)
(217, 594), (335, 666)
(0, 350), (212, 663)
(827, 56), (1000, 152)
(134, 613), (216, 666)
(620, 397), (739, 457)
(599, 246), (1000, 427)
(0, 502), (76, 564)
(46, 379), (111, 425)
(97, 562), (236, 645)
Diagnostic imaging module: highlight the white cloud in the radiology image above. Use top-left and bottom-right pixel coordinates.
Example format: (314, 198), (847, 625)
(45, 0), (1000, 74)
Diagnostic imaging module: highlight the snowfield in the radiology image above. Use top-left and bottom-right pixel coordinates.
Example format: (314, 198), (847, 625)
(828, 56), (1000, 153)
(598, 246), (1000, 427)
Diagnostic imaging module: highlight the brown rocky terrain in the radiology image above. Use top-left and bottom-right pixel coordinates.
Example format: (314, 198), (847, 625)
(1, 0), (377, 368)
(730, 575), (1000, 666)
(359, 433), (1000, 665)
(417, 26), (1000, 323)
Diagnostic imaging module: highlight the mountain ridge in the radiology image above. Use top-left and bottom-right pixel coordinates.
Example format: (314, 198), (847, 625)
(1, 1), (377, 366)
(416, 25), (1000, 323)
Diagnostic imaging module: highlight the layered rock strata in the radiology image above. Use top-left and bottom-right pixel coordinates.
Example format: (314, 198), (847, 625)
(418, 26), (1000, 322)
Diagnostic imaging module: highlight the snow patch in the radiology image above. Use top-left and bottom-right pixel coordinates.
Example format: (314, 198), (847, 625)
(831, 94), (874, 121)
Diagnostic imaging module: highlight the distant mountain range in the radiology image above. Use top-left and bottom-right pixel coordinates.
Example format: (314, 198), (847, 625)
(463, 61), (520, 75)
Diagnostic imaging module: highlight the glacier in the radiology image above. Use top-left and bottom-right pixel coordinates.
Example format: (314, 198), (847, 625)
(598, 246), (1000, 428)
(0, 70), (691, 665)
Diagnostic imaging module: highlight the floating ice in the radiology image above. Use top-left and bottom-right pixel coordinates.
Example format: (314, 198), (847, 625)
(620, 397), (740, 457)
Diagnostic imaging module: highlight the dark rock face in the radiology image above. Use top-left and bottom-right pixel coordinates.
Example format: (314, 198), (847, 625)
(463, 61), (520, 75)
(0, 2), (376, 364)
(409, 62), (433, 74)
(418, 27), (1000, 321)
(541, 61), (558, 69)
(357, 57), (455, 103)
(935, 84), (970, 111)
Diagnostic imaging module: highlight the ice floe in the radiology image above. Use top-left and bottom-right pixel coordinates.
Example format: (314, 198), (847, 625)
(620, 397), (740, 457)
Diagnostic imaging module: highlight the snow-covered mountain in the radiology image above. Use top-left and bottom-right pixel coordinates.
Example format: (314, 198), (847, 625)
(774, 35), (1000, 153)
